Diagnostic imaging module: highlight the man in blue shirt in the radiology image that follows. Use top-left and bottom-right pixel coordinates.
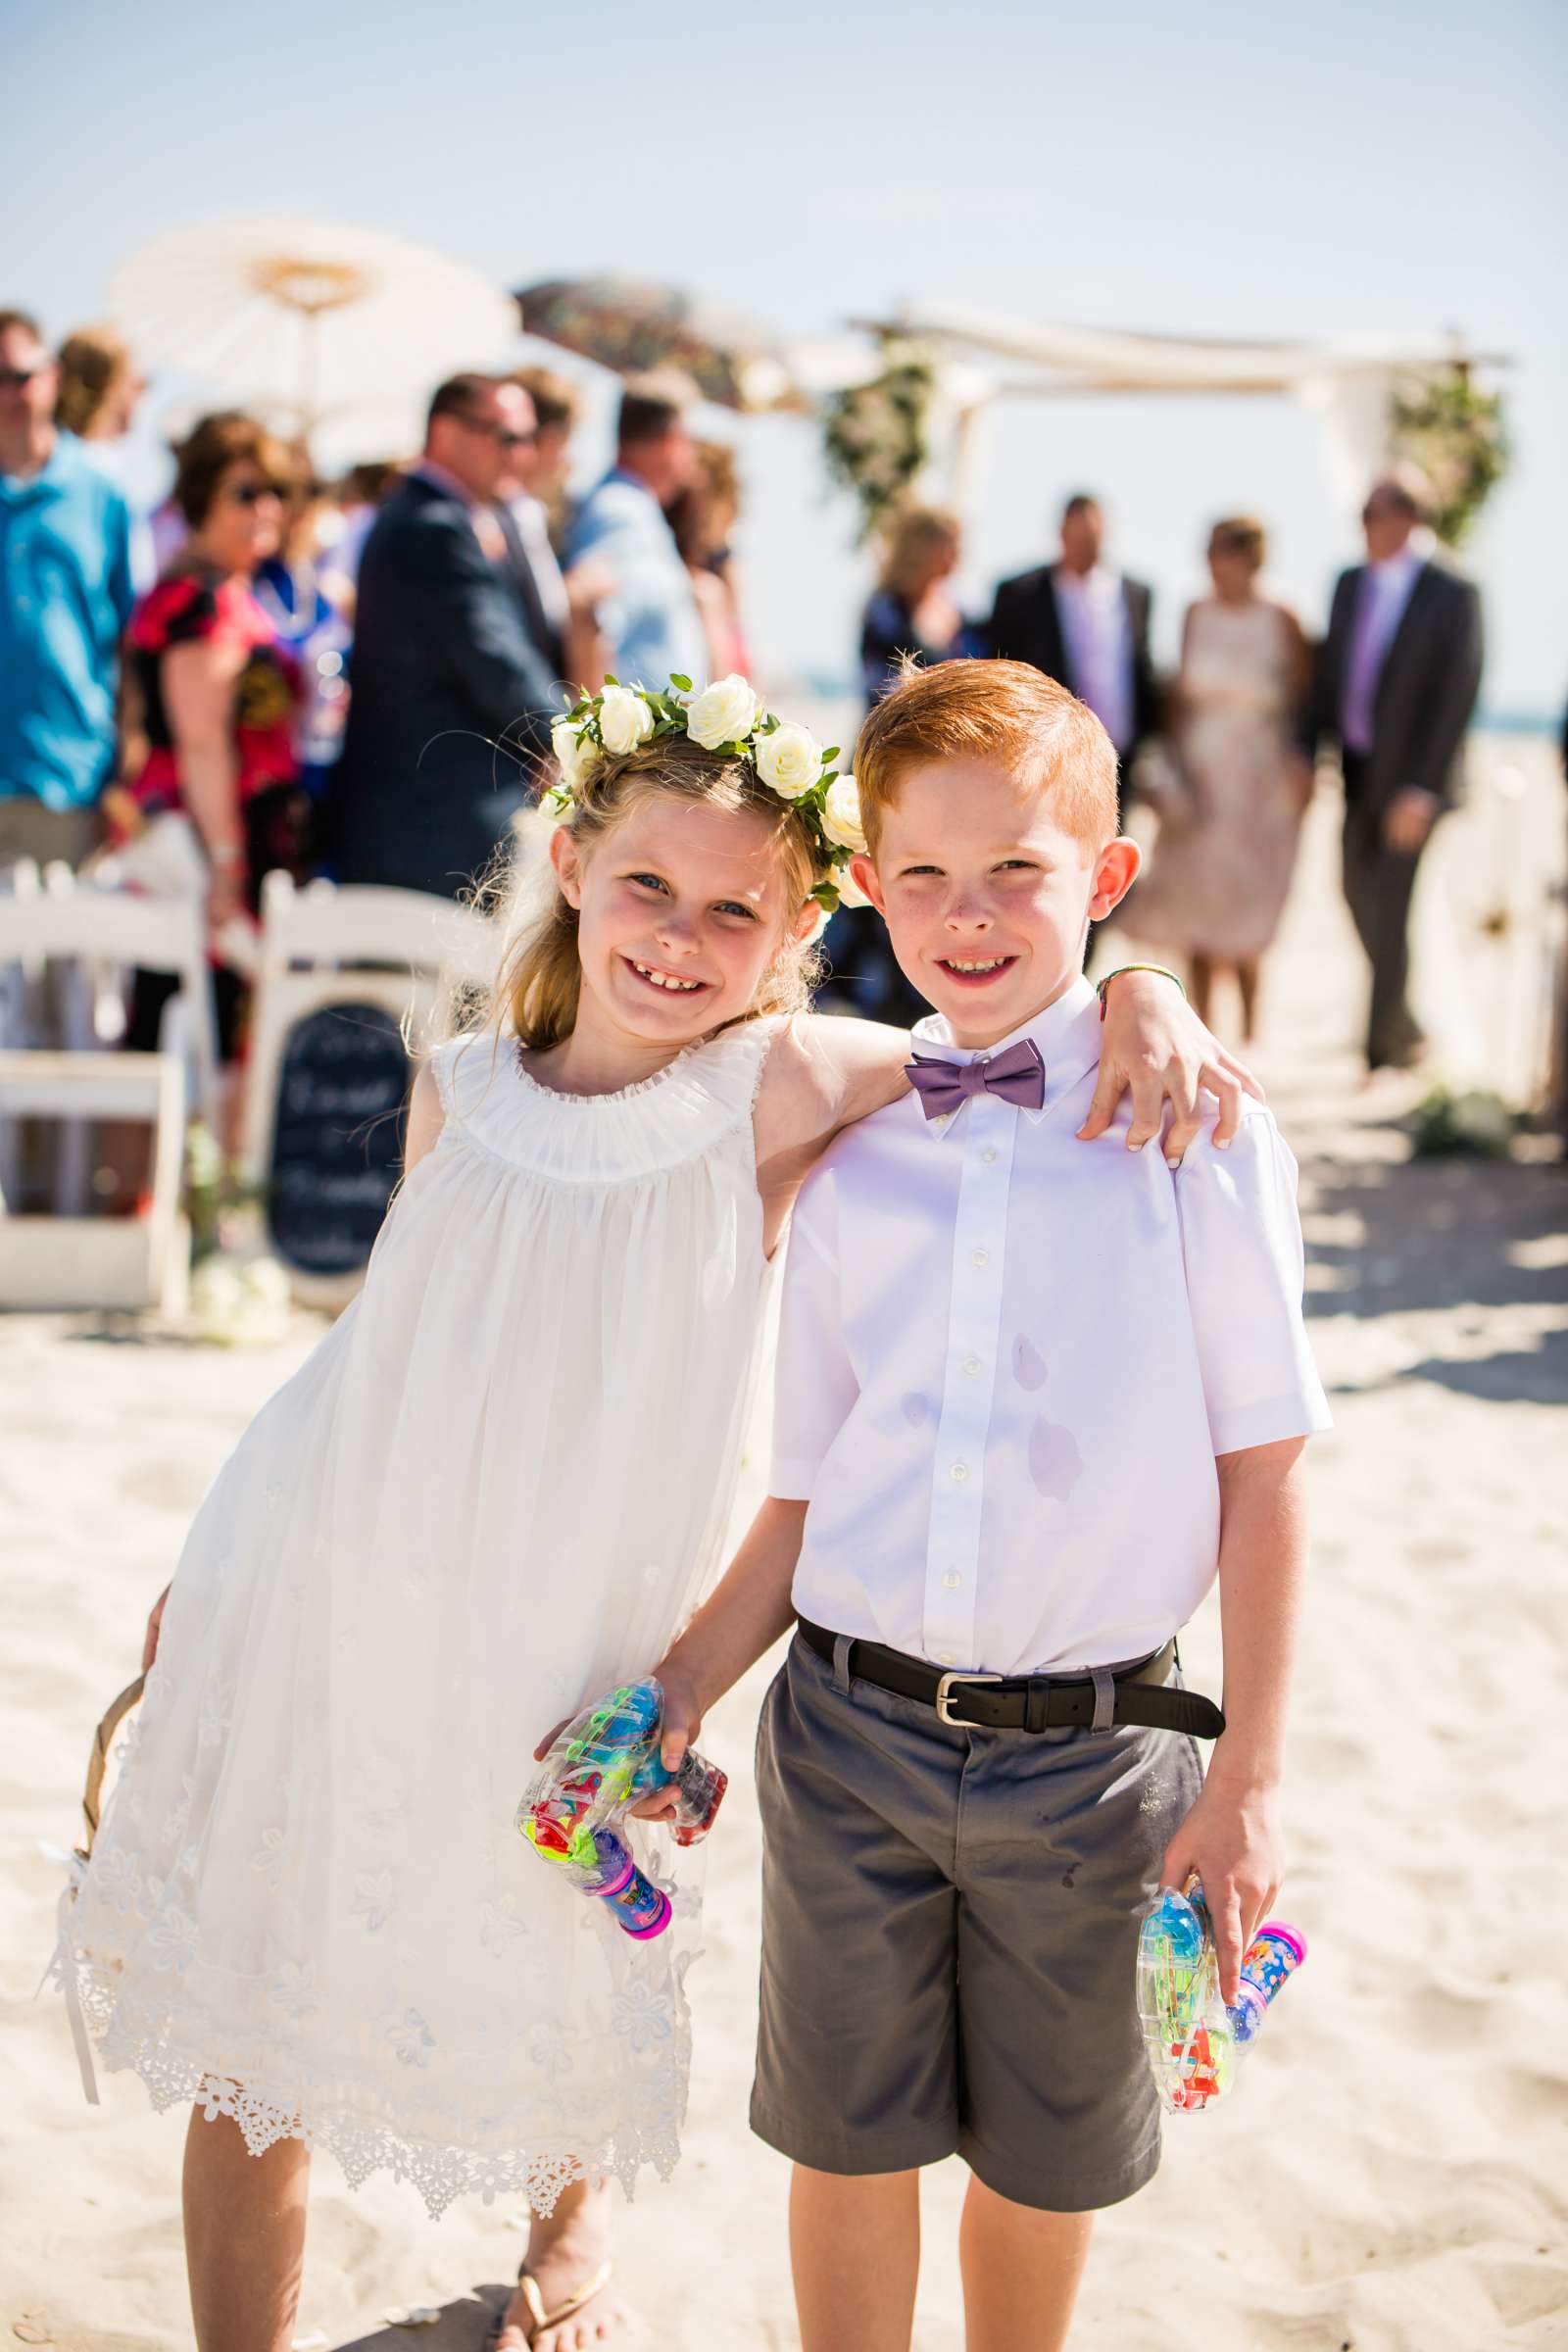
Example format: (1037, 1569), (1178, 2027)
(0, 309), (135, 867)
(566, 373), (708, 692)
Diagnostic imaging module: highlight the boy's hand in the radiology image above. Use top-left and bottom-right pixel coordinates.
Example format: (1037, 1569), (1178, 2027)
(1159, 1773), (1284, 2006)
(626, 1672), (707, 1823)
(1082, 968), (1263, 1162)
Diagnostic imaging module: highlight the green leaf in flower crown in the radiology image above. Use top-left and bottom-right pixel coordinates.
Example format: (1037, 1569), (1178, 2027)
(811, 881), (841, 912)
(822, 748), (840, 761)
(668, 674), (693, 693)
(603, 674), (619, 688)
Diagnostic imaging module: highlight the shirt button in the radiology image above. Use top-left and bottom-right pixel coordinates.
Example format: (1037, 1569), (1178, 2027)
(962, 1353), (982, 1377)
(980, 1146), (999, 1165)
(950, 1461), (969, 1484)
(971, 1248), (989, 1268)
(943, 1571), (962, 1590)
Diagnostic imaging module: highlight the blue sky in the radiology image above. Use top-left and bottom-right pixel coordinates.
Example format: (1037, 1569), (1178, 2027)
(10, 0), (1564, 713)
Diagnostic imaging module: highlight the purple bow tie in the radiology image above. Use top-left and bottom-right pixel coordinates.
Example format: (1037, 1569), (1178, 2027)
(906, 1037), (1047, 1120)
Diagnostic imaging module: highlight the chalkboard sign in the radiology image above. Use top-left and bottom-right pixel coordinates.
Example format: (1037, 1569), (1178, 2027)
(265, 1002), (410, 1278)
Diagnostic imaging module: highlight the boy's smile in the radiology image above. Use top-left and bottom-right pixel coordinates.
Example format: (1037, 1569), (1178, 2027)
(852, 758), (1140, 1049)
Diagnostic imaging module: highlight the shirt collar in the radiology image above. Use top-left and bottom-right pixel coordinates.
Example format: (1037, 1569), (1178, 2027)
(909, 974), (1102, 1134)
(0, 428), (74, 502)
(1369, 535), (1432, 586)
(411, 458), (477, 510)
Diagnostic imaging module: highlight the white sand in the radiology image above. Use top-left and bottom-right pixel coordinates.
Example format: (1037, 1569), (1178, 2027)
(4, 754), (1566, 2350)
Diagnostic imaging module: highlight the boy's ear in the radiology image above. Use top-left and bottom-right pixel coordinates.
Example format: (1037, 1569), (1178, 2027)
(1089, 837), (1141, 922)
(549, 821), (584, 908)
(849, 853), (887, 915)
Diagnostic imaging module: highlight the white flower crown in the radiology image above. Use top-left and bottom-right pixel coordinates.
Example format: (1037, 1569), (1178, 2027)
(547, 674), (869, 913)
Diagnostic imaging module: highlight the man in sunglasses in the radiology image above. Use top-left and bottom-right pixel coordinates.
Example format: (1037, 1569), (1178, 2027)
(329, 372), (560, 901)
(0, 307), (136, 872)
(1313, 466), (1484, 1075)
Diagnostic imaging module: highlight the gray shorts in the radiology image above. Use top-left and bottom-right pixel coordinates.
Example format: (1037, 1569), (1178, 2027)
(751, 1630), (1203, 2211)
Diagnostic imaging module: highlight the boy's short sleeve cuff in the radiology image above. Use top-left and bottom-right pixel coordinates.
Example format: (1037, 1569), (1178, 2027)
(766, 1457), (821, 1502)
(1209, 1390), (1334, 1457)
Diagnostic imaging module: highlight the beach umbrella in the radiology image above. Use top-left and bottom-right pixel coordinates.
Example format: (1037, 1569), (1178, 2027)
(112, 215), (518, 458)
(515, 275), (800, 413)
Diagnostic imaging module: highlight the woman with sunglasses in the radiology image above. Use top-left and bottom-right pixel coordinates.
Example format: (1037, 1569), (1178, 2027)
(115, 412), (313, 1067)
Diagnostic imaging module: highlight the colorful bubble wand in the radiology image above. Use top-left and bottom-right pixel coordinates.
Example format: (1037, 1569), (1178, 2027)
(1136, 1876), (1305, 2112)
(519, 1679), (726, 1940)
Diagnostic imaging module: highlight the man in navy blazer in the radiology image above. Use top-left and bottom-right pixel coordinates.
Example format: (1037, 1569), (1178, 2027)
(1313, 468), (1483, 1070)
(330, 374), (561, 900)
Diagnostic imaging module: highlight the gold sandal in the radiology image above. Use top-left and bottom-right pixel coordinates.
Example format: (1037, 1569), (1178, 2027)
(493, 2258), (614, 2346)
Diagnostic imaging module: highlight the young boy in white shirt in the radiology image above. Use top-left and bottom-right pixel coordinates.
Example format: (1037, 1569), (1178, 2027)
(651, 660), (1331, 2352)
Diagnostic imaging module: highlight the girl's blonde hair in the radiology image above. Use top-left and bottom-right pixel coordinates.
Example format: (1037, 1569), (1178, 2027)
(483, 733), (829, 1051)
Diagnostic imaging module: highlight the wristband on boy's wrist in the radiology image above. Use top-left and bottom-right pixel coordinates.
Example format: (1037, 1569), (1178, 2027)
(1096, 963), (1187, 1021)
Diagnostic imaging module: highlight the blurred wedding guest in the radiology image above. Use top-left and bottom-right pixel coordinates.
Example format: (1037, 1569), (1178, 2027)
(986, 491), (1157, 798)
(0, 308), (135, 870)
(509, 365), (631, 689)
(329, 372), (559, 899)
(254, 463), (354, 798)
(1122, 516), (1313, 1038)
(318, 459), (402, 612)
(55, 323), (144, 448)
(510, 364), (580, 534)
(859, 504), (970, 706)
(667, 439), (750, 681)
(55, 322), (155, 588)
(1313, 466), (1483, 1072)
(115, 412), (309, 1060)
(565, 370), (706, 689)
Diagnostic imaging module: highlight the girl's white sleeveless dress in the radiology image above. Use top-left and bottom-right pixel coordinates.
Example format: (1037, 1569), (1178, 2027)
(62, 1019), (781, 2219)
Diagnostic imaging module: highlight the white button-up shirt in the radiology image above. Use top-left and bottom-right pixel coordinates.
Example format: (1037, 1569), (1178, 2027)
(770, 977), (1331, 1674)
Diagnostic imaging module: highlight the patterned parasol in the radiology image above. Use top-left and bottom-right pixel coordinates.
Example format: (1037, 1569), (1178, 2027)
(515, 276), (801, 413)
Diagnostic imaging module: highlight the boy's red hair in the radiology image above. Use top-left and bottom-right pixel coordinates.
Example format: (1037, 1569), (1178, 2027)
(855, 659), (1119, 856)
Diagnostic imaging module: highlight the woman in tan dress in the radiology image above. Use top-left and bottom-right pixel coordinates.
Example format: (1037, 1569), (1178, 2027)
(1132, 516), (1313, 1037)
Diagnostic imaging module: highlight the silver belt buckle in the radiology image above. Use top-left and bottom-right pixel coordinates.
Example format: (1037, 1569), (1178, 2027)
(934, 1669), (1003, 1727)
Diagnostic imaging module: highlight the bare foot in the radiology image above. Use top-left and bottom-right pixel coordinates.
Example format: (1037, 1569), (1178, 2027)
(495, 2179), (637, 2351)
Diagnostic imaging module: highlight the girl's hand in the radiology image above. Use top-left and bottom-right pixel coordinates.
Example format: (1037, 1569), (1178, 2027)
(1080, 968), (1263, 1164)
(142, 1583), (171, 1674)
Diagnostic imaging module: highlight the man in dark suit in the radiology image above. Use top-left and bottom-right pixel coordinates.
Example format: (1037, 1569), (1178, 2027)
(986, 493), (1158, 801)
(330, 373), (561, 900)
(1314, 467), (1483, 1071)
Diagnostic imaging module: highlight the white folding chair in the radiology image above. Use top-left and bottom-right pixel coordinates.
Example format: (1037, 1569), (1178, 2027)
(0, 867), (219, 1313)
(239, 875), (500, 1308)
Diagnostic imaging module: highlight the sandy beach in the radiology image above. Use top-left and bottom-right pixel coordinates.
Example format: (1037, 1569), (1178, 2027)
(4, 747), (1565, 2352)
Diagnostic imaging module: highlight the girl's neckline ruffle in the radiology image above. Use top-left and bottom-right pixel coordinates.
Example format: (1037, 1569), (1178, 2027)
(512, 1035), (704, 1109)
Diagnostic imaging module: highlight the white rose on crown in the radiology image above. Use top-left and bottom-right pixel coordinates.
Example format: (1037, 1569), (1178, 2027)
(753, 720), (822, 801)
(597, 683), (656, 757)
(820, 773), (868, 856)
(685, 674), (760, 751)
(835, 862), (873, 909)
(551, 716), (600, 793)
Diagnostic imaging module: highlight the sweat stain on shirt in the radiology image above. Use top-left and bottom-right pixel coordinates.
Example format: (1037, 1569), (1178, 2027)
(1027, 1415), (1083, 1501)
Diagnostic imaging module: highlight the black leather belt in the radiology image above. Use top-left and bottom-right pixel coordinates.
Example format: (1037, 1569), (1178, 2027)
(797, 1618), (1225, 1740)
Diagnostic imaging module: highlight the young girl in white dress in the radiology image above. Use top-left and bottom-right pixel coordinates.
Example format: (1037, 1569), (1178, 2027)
(59, 674), (1252, 2352)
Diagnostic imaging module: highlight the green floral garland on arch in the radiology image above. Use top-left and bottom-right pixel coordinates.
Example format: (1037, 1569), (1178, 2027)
(821, 337), (937, 543)
(1390, 368), (1510, 548)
